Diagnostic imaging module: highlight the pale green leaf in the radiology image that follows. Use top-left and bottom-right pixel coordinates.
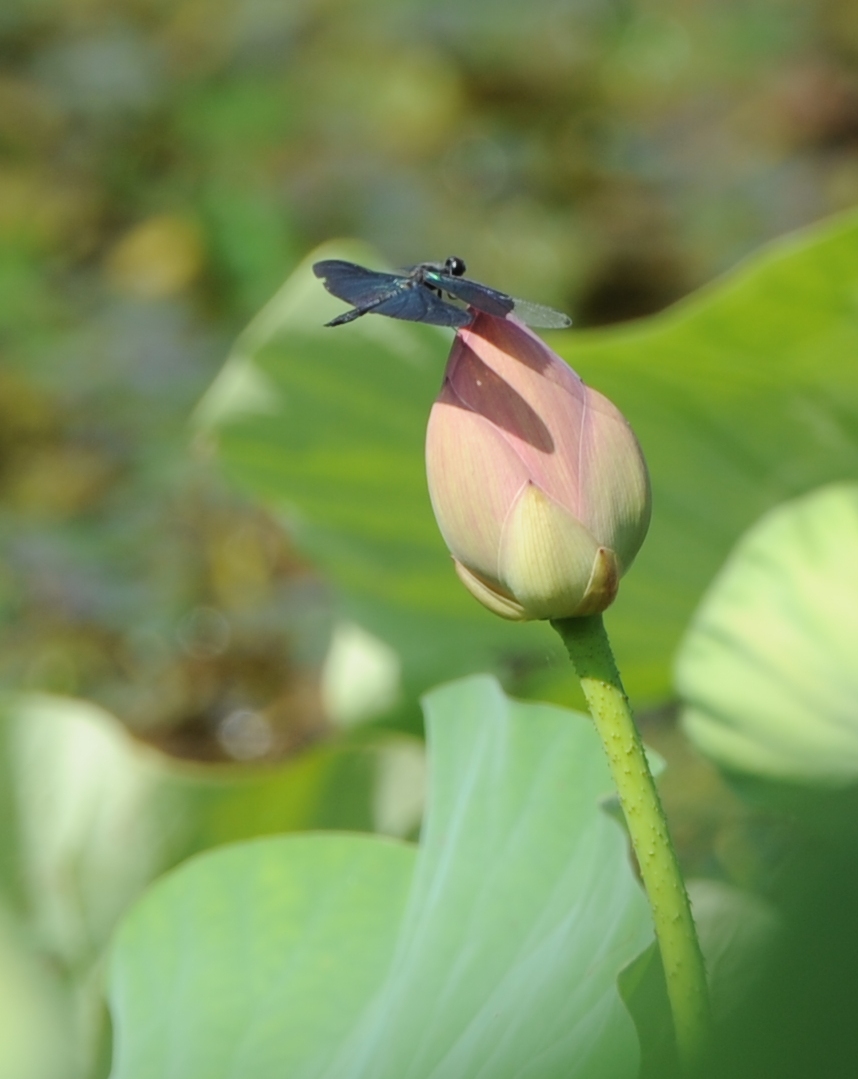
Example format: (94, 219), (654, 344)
(676, 483), (858, 784)
(1, 693), (406, 971)
(0, 903), (73, 1079)
(109, 675), (652, 1079)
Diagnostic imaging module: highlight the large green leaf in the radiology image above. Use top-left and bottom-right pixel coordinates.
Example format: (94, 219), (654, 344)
(562, 212), (858, 700)
(676, 483), (858, 785)
(202, 212), (858, 706)
(109, 676), (652, 1079)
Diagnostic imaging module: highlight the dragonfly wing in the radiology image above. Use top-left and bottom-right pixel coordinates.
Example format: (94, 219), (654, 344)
(509, 298), (572, 329)
(426, 270), (571, 327)
(313, 260), (405, 306)
(433, 275), (515, 317)
(374, 285), (472, 327)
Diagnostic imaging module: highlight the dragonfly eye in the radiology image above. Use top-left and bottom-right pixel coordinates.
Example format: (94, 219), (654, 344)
(446, 256), (466, 277)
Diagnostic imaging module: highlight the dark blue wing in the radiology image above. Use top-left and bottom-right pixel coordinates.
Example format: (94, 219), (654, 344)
(313, 260), (406, 306)
(426, 272), (515, 317)
(373, 285), (472, 328)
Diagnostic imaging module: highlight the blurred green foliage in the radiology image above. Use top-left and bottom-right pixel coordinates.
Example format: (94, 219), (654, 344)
(2, 0), (858, 753)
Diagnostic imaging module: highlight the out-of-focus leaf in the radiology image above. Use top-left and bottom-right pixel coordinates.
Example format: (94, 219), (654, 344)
(0, 903), (73, 1079)
(687, 879), (779, 1024)
(109, 675), (652, 1079)
(618, 942), (678, 1079)
(1, 693), (417, 972)
(112, 835), (414, 1079)
(676, 483), (858, 784)
(321, 620), (403, 727)
(203, 212), (858, 708)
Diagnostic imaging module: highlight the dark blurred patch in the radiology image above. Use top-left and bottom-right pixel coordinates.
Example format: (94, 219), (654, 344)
(773, 61), (858, 150)
(703, 841), (858, 1079)
(575, 250), (690, 326)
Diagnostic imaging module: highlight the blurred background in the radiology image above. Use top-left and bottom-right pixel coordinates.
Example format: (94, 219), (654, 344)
(2, 1), (858, 1075)
(2, 0), (858, 762)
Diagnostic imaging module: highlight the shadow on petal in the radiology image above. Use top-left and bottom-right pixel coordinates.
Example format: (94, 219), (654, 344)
(442, 350), (555, 454)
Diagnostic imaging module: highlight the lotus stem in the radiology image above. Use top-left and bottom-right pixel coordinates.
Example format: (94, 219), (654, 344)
(552, 613), (711, 1074)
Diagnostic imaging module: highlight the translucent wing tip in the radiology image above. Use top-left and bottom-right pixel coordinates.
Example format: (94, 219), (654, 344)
(510, 299), (573, 329)
(541, 312), (573, 329)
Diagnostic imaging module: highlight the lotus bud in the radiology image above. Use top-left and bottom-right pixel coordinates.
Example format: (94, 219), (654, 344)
(425, 312), (651, 621)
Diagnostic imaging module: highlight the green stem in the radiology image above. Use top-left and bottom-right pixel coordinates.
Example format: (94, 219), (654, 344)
(552, 613), (710, 1073)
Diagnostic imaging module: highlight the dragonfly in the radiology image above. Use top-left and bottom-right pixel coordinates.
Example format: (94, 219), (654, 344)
(313, 256), (572, 330)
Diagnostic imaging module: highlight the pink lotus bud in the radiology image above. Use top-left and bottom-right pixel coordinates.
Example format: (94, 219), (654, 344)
(425, 312), (651, 621)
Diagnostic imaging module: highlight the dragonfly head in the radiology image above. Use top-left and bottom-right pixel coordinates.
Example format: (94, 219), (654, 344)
(445, 256), (466, 278)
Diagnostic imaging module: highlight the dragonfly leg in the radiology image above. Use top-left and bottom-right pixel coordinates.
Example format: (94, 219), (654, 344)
(325, 306), (369, 326)
(324, 293), (393, 326)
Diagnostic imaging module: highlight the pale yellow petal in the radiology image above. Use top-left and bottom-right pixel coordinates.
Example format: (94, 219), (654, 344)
(498, 484), (601, 620)
(452, 560), (528, 621)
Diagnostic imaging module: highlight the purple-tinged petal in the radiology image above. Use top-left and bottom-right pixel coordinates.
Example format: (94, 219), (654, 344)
(444, 317), (590, 515)
(424, 311), (651, 622)
(426, 380), (531, 582)
(577, 386), (652, 570)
